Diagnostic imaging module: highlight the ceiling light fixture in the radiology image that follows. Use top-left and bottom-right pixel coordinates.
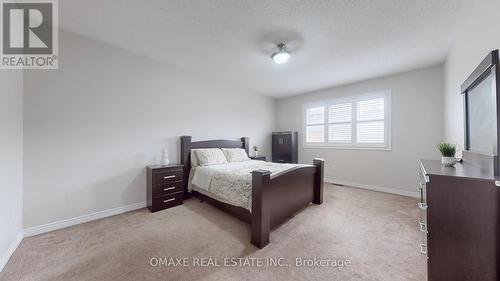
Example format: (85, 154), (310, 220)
(271, 43), (290, 64)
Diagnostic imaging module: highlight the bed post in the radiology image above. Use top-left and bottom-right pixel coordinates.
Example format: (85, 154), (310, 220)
(241, 137), (249, 155)
(180, 136), (192, 196)
(251, 169), (271, 249)
(313, 158), (324, 204)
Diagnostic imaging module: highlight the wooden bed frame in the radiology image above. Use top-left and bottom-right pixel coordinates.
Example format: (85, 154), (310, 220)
(180, 136), (324, 248)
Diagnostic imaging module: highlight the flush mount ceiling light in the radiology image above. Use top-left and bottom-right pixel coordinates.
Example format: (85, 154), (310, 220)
(271, 43), (290, 64)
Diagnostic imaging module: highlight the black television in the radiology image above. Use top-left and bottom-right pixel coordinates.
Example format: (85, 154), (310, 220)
(461, 49), (500, 175)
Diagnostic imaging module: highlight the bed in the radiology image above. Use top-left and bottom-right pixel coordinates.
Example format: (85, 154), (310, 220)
(180, 136), (324, 248)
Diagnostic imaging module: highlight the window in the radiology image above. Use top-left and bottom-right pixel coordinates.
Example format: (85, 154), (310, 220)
(329, 102), (352, 143)
(303, 90), (391, 150)
(305, 106), (325, 143)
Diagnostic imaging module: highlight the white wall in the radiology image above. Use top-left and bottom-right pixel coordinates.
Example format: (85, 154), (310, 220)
(276, 65), (444, 196)
(23, 31), (275, 229)
(0, 70), (23, 271)
(444, 0), (500, 148)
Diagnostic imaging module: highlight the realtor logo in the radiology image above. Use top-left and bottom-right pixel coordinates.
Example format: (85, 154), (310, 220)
(1, 0), (58, 69)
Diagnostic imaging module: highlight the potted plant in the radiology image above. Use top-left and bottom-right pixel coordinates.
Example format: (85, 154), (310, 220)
(437, 143), (456, 167)
(253, 146), (258, 157)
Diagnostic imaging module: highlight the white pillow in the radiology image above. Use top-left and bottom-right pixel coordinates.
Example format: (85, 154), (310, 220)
(194, 149), (228, 166)
(190, 150), (199, 168)
(221, 148), (250, 162)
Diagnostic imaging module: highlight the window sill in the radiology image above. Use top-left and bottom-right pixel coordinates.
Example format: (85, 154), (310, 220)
(303, 144), (392, 151)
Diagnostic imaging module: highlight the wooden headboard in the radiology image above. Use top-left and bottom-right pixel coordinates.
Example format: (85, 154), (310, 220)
(180, 136), (249, 194)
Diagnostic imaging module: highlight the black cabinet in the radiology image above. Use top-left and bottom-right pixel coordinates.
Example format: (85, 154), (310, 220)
(272, 131), (298, 164)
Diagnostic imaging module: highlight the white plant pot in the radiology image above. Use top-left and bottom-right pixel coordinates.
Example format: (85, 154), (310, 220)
(441, 156), (456, 167)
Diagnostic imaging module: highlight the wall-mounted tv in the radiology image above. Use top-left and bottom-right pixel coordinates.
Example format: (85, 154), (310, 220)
(461, 50), (500, 175)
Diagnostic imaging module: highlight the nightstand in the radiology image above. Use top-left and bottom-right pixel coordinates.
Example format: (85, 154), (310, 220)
(146, 164), (184, 212)
(250, 156), (266, 161)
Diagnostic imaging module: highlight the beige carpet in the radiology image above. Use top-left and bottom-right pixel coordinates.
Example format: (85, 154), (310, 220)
(0, 184), (426, 281)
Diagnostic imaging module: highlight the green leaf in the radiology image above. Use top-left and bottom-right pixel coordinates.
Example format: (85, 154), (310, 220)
(436, 143), (456, 157)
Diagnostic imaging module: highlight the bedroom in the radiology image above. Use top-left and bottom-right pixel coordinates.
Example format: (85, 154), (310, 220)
(1, 0), (499, 280)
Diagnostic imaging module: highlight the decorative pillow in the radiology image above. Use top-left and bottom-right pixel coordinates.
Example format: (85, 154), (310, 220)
(193, 149), (228, 166)
(221, 148), (250, 162)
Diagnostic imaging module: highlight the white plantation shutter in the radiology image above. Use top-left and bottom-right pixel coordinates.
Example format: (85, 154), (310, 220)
(328, 103), (352, 143)
(329, 124), (351, 143)
(357, 98), (385, 121)
(306, 106), (325, 143)
(306, 106), (324, 124)
(329, 103), (352, 123)
(356, 98), (385, 143)
(357, 121), (385, 143)
(304, 90), (391, 149)
(306, 125), (324, 143)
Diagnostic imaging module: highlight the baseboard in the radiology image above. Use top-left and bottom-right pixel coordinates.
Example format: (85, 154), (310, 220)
(24, 201), (146, 237)
(0, 231), (23, 273)
(325, 178), (419, 198)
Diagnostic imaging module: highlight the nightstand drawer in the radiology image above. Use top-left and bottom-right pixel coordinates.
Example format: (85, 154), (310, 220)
(153, 169), (183, 184)
(250, 156), (266, 161)
(152, 193), (183, 212)
(147, 164), (184, 213)
(153, 180), (183, 197)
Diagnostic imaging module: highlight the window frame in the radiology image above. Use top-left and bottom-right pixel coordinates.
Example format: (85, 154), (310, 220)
(302, 90), (392, 151)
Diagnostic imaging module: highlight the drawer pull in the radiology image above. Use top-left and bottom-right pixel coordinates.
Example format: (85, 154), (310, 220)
(419, 220), (428, 233)
(417, 181), (425, 191)
(163, 175), (176, 179)
(163, 198), (176, 203)
(420, 243), (428, 255)
(163, 187), (176, 191)
(419, 171), (430, 183)
(418, 202), (428, 210)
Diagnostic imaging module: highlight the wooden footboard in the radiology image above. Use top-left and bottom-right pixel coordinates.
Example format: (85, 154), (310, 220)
(251, 158), (324, 248)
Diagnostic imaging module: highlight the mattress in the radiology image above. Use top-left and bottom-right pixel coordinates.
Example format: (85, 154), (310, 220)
(189, 160), (310, 210)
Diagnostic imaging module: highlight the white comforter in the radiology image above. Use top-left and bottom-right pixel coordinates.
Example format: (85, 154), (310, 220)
(190, 160), (310, 210)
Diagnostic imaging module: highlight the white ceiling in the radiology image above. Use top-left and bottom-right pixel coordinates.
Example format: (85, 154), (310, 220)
(59, 0), (468, 98)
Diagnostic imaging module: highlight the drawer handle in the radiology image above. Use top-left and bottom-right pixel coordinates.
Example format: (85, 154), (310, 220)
(419, 220), (428, 233)
(163, 175), (176, 179)
(419, 171), (430, 183)
(163, 187), (176, 191)
(417, 181), (425, 191)
(419, 243), (428, 255)
(163, 198), (175, 203)
(418, 202), (428, 210)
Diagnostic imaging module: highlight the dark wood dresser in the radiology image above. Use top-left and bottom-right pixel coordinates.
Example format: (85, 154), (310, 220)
(147, 164), (184, 212)
(418, 159), (499, 281)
